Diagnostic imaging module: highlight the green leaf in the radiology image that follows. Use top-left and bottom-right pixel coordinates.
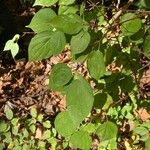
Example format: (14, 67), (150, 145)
(144, 34), (150, 56)
(66, 77), (94, 126)
(12, 126), (18, 135)
(119, 76), (135, 92)
(37, 114), (43, 122)
(29, 31), (66, 61)
(27, 8), (56, 33)
(23, 128), (29, 138)
(87, 51), (106, 80)
(58, 5), (78, 15)
(121, 13), (142, 36)
(55, 111), (76, 137)
(0, 121), (7, 132)
(29, 124), (36, 133)
(134, 126), (149, 136)
(49, 63), (72, 91)
(3, 132), (12, 143)
(43, 121), (51, 128)
(70, 130), (92, 150)
(4, 105), (13, 120)
(93, 93), (107, 109)
(96, 121), (118, 141)
(145, 138), (150, 150)
(142, 0), (150, 8)
(33, 0), (58, 6)
(11, 118), (19, 126)
(59, 0), (75, 5)
(30, 106), (37, 118)
(22, 144), (30, 150)
(0, 143), (5, 150)
(3, 34), (20, 59)
(50, 14), (83, 34)
(81, 123), (99, 134)
(38, 141), (46, 148)
(71, 30), (90, 54)
(42, 130), (51, 139)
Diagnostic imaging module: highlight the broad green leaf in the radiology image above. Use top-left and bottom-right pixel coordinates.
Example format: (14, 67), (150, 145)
(66, 77), (94, 126)
(145, 138), (150, 150)
(4, 105), (13, 120)
(29, 31), (66, 61)
(27, 8), (56, 33)
(121, 13), (142, 36)
(50, 14), (83, 34)
(96, 121), (118, 141)
(71, 30), (90, 54)
(33, 0), (58, 6)
(58, 5), (78, 15)
(70, 130), (92, 150)
(134, 126), (149, 136)
(0, 121), (7, 132)
(141, 0), (150, 8)
(93, 93), (107, 109)
(87, 51), (105, 80)
(30, 106), (37, 118)
(59, 0), (75, 5)
(55, 111), (76, 137)
(81, 123), (99, 134)
(144, 34), (150, 56)
(49, 63), (72, 91)
(119, 76), (135, 92)
(3, 34), (20, 59)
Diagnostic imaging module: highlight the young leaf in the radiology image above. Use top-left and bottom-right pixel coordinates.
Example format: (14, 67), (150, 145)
(27, 8), (56, 33)
(59, 0), (75, 5)
(0, 121), (8, 132)
(33, 0), (58, 6)
(120, 13), (142, 36)
(49, 63), (72, 91)
(55, 111), (77, 137)
(30, 106), (37, 118)
(43, 121), (51, 129)
(66, 77), (94, 126)
(3, 34), (20, 59)
(87, 51), (106, 80)
(96, 121), (118, 141)
(29, 31), (66, 61)
(143, 34), (150, 56)
(4, 105), (13, 120)
(42, 130), (51, 139)
(50, 14), (83, 34)
(70, 130), (92, 150)
(71, 30), (91, 54)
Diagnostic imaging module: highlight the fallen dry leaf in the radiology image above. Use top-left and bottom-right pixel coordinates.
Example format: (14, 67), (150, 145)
(137, 108), (150, 121)
(35, 127), (43, 139)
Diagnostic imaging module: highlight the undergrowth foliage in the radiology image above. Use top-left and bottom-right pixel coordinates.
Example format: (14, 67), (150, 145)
(1, 0), (150, 149)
